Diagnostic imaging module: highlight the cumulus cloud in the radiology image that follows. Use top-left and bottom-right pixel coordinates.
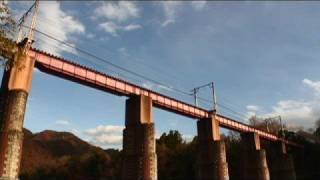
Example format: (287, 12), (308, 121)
(94, 1), (141, 36)
(9, 1), (84, 55)
(99, 21), (118, 36)
(85, 125), (124, 147)
(34, 1), (85, 55)
(247, 79), (320, 129)
(89, 134), (122, 145)
(99, 22), (141, 36)
(191, 1), (207, 11)
(94, 1), (139, 22)
(86, 125), (124, 136)
(303, 79), (320, 96)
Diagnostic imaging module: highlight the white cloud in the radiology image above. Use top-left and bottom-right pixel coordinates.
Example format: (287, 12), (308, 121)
(85, 125), (124, 147)
(31, 1), (85, 55)
(55, 120), (70, 126)
(90, 134), (122, 145)
(161, 1), (182, 27)
(94, 1), (139, 22)
(303, 78), (320, 96)
(86, 125), (124, 136)
(182, 134), (194, 142)
(99, 21), (119, 36)
(246, 105), (260, 111)
(263, 100), (315, 129)
(99, 22), (142, 36)
(247, 79), (320, 129)
(123, 24), (142, 31)
(93, 2), (141, 36)
(191, 1), (207, 11)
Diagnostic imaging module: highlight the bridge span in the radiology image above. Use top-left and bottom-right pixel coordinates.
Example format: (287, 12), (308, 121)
(0, 41), (301, 180)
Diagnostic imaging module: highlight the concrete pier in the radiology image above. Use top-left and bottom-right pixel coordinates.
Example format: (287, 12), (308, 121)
(121, 95), (157, 180)
(269, 141), (296, 180)
(197, 117), (229, 180)
(241, 132), (270, 180)
(0, 51), (35, 179)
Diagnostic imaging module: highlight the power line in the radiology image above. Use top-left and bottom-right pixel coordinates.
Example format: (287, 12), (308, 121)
(32, 16), (257, 117)
(23, 25), (255, 121)
(35, 16), (189, 88)
(33, 38), (152, 86)
(22, 24), (193, 97)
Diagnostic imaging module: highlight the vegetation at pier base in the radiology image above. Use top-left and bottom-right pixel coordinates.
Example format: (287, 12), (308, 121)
(19, 121), (320, 180)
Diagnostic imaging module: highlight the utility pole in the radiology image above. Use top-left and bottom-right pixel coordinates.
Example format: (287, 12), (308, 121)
(265, 118), (270, 133)
(24, 0), (39, 53)
(279, 115), (285, 137)
(191, 82), (217, 112)
(192, 88), (199, 107)
(211, 82), (217, 112)
(17, 0), (39, 53)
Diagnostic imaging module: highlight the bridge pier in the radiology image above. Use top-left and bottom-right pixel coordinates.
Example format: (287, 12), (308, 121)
(121, 95), (157, 180)
(241, 132), (270, 180)
(269, 141), (296, 180)
(0, 51), (35, 180)
(197, 116), (229, 180)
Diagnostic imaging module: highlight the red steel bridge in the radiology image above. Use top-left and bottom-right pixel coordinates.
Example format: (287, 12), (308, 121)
(30, 48), (299, 146)
(0, 38), (303, 180)
(0, 1), (306, 179)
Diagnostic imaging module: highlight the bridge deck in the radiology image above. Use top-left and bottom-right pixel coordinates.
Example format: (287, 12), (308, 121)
(28, 48), (301, 147)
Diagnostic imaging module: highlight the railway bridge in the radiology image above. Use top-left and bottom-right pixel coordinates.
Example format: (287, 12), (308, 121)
(0, 39), (303, 180)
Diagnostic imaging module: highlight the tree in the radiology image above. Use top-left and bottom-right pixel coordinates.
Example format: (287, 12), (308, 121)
(248, 115), (283, 135)
(158, 130), (183, 149)
(156, 130), (197, 180)
(314, 119), (320, 138)
(0, 1), (18, 66)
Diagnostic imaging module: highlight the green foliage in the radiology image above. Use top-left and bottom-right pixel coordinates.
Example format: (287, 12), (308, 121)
(158, 130), (183, 149)
(156, 131), (197, 180)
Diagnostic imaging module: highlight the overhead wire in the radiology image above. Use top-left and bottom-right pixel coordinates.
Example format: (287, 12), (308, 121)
(33, 15), (256, 118)
(22, 24), (194, 97)
(33, 38), (150, 86)
(35, 15), (189, 88)
(21, 24), (253, 122)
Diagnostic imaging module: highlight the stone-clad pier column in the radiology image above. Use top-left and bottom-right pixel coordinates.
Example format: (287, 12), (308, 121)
(269, 141), (296, 180)
(197, 116), (229, 180)
(121, 95), (157, 180)
(241, 132), (270, 180)
(0, 49), (35, 180)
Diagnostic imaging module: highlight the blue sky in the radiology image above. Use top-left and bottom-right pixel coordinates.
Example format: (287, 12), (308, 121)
(4, 1), (320, 149)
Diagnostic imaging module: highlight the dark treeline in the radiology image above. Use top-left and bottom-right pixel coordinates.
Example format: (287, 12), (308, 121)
(20, 123), (320, 180)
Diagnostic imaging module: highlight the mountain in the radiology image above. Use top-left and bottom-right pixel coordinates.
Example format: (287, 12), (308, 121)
(20, 128), (121, 180)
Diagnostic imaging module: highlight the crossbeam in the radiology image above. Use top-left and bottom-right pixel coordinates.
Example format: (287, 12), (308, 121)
(27, 48), (301, 147)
